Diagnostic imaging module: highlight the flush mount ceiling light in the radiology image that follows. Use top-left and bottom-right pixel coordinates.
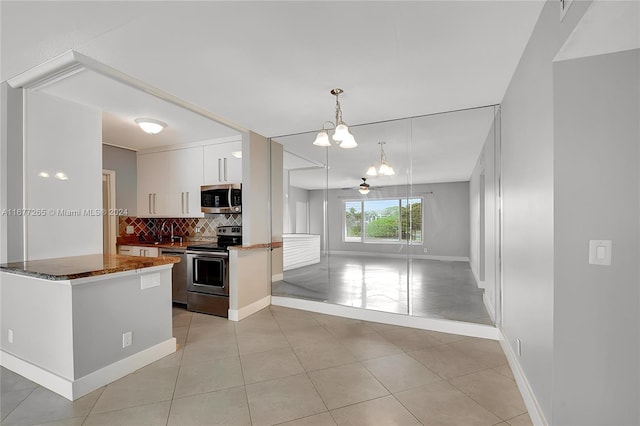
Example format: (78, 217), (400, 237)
(313, 88), (357, 149)
(358, 177), (370, 195)
(366, 142), (395, 176)
(135, 118), (167, 135)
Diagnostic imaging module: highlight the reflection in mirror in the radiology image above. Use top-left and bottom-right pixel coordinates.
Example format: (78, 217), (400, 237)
(272, 105), (500, 326)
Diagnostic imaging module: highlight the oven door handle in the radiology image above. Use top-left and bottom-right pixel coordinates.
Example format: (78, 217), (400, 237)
(187, 251), (228, 258)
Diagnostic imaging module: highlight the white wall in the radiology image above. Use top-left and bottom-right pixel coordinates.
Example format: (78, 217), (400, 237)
(1, 83), (24, 262)
(102, 144), (137, 215)
(24, 90), (102, 260)
(500, 0), (591, 421)
(552, 48), (639, 425)
(469, 113), (498, 320)
(284, 185), (310, 234)
(242, 131), (270, 245)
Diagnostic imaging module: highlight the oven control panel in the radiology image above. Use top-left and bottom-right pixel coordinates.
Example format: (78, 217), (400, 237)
(217, 226), (242, 236)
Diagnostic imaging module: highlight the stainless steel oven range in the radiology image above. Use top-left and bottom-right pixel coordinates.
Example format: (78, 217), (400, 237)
(186, 226), (241, 317)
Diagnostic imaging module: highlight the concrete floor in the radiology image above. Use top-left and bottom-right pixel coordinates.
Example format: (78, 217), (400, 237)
(273, 255), (493, 325)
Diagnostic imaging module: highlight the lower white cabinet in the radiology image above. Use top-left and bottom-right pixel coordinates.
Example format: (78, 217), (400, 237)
(118, 245), (159, 257)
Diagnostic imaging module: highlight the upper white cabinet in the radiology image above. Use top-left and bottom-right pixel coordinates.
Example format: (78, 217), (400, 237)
(137, 139), (242, 218)
(137, 150), (170, 217)
(137, 146), (204, 218)
(203, 141), (242, 185)
(169, 147), (203, 216)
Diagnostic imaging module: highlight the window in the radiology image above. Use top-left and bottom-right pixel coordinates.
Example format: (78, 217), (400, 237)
(343, 197), (423, 244)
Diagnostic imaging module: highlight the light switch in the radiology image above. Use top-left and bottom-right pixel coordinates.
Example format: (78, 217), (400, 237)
(589, 240), (612, 266)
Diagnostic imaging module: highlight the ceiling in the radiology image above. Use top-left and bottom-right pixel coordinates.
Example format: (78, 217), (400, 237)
(277, 105), (497, 190)
(1, 1), (544, 186)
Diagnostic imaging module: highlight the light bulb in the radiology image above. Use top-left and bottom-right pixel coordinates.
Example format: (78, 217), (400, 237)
(366, 165), (377, 176)
(313, 130), (331, 147)
(135, 118), (166, 135)
(359, 187), (370, 195)
(339, 133), (357, 149)
(333, 124), (349, 141)
(378, 163), (394, 176)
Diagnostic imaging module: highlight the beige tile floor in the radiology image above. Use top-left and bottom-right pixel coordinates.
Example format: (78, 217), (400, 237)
(0, 306), (531, 426)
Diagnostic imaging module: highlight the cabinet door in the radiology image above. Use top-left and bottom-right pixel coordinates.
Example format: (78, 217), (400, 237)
(203, 141), (242, 185)
(118, 245), (136, 256)
(137, 152), (170, 217)
(169, 147), (204, 217)
(223, 141), (242, 183)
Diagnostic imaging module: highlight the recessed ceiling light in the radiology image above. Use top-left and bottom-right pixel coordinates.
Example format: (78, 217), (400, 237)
(135, 118), (167, 135)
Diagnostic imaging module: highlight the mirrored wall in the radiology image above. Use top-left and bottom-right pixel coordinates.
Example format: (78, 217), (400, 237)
(271, 105), (501, 326)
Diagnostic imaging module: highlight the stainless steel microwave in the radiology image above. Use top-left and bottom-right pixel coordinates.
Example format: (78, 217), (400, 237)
(201, 184), (242, 214)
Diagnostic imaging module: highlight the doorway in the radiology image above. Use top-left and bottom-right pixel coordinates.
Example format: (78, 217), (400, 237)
(102, 170), (116, 255)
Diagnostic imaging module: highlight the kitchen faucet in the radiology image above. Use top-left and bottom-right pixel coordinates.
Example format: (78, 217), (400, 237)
(160, 220), (182, 243)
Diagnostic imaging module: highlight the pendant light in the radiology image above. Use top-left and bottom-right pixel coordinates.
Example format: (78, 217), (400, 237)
(366, 142), (395, 176)
(313, 88), (357, 149)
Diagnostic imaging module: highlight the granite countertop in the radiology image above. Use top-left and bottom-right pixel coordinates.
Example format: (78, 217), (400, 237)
(0, 254), (180, 281)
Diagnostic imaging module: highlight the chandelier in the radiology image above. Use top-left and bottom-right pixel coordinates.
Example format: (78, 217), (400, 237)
(312, 88), (357, 149)
(366, 142), (395, 176)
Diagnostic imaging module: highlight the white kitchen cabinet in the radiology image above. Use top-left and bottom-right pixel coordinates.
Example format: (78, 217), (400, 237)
(137, 146), (204, 218)
(169, 147), (203, 216)
(137, 151), (170, 217)
(118, 245), (159, 257)
(203, 141), (242, 185)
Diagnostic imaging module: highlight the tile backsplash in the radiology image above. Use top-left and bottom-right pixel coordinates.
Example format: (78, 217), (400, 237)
(118, 215), (241, 242)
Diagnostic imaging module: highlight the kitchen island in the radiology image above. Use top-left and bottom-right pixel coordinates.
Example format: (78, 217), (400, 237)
(0, 254), (179, 401)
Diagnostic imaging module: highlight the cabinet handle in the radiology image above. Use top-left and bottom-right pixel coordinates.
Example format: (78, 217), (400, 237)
(148, 193), (153, 214)
(218, 158), (222, 182)
(185, 192), (190, 214)
(181, 192), (185, 214)
(224, 158), (228, 182)
(153, 193), (157, 214)
(120, 248), (131, 253)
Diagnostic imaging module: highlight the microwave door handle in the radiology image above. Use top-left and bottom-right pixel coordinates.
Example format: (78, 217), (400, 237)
(228, 188), (233, 210)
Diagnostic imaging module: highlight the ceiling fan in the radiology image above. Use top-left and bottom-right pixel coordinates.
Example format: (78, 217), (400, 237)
(358, 177), (371, 195)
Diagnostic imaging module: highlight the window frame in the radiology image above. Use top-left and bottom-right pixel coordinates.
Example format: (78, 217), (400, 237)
(342, 196), (424, 245)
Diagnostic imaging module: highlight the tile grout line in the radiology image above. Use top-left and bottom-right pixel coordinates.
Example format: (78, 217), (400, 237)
(164, 309), (194, 426)
(270, 307), (333, 422)
(233, 319), (256, 426)
(0, 385), (37, 424)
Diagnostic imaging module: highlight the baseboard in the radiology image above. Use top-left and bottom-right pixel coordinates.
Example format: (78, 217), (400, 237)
(271, 296), (498, 340)
(483, 291), (496, 323)
(328, 250), (469, 262)
(272, 273), (284, 282)
(228, 295), (271, 321)
(498, 329), (547, 426)
(0, 338), (176, 401)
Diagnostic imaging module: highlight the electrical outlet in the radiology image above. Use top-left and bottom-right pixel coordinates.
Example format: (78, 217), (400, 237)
(126, 225), (134, 234)
(423, 248), (428, 253)
(122, 331), (132, 348)
(8, 329), (13, 344)
(195, 226), (201, 233)
(516, 338), (522, 357)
